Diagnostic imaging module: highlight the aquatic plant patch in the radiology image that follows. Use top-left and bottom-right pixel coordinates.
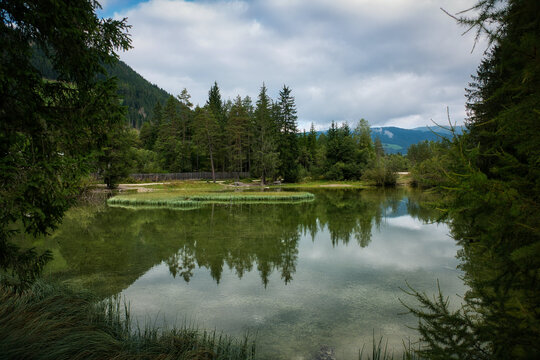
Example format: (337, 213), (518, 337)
(107, 191), (315, 208)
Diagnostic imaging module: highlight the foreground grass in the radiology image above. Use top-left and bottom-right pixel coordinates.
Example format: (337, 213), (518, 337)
(0, 281), (255, 360)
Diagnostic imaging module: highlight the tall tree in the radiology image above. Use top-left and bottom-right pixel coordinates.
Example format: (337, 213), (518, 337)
(276, 85), (299, 182)
(206, 82), (227, 172)
(252, 84), (279, 185)
(177, 89), (194, 171)
(193, 106), (220, 182)
(96, 125), (136, 189)
(354, 118), (375, 171)
(307, 123), (318, 167)
(0, 0), (131, 289)
(155, 96), (181, 171)
(227, 96), (250, 174)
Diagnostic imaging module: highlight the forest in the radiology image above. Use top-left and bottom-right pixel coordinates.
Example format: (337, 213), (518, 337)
(105, 83), (411, 187)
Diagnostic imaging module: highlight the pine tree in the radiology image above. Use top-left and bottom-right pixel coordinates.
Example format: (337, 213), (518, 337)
(307, 123), (318, 165)
(139, 101), (162, 150)
(206, 81), (227, 172)
(227, 96), (250, 174)
(277, 85), (299, 182)
(154, 96), (181, 171)
(193, 106), (220, 182)
(252, 84), (279, 185)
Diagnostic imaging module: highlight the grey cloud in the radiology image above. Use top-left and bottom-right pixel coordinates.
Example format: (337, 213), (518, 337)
(116, 0), (484, 128)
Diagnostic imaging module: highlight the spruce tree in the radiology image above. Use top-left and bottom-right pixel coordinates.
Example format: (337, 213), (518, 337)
(206, 81), (227, 172)
(405, 1), (540, 358)
(252, 84), (279, 185)
(277, 85), (299, 182)
(227, 96), (250, 174)
(193, 106), (220, 182)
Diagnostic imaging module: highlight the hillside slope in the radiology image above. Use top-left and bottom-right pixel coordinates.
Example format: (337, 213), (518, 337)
(31, 48), (171, 128)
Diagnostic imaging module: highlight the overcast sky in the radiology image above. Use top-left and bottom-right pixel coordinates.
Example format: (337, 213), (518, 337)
(100, 0), (486, 130)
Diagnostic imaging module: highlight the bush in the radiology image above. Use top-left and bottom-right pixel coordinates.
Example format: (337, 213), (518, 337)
(362, 159), (397, 186)
(325, 162), (361, 180)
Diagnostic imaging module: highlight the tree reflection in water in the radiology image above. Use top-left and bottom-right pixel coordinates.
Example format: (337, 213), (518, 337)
(33, 189), (440, 296)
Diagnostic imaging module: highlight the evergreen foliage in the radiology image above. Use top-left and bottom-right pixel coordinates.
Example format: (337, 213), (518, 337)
(277, 86), (300, 182)
(406, 1), (540, 358)
(31, 48), (170, 129)
(0, 0), (131, 289)
(106, 60), (170, 128)
(252, 84), (280, 184)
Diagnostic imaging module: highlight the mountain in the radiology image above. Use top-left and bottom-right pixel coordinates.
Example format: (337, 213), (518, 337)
(316, 125), (464, 154)
(106, 61), (171, 128)
(31, 48), (171, 128)
(371, 126), (463, 154)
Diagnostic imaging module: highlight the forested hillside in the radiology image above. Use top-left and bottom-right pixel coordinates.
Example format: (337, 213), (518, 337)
(106, 61), (170, 128)
(31, 48), (170, 128)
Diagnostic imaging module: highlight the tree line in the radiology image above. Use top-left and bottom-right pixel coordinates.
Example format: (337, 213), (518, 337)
(102, 82), (417, 187)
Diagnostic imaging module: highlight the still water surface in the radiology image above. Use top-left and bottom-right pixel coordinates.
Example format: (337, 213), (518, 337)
(38, 189), (465, 359)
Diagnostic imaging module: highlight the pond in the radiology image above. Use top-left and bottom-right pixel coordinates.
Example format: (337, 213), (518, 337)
(35, 188), (465, 359)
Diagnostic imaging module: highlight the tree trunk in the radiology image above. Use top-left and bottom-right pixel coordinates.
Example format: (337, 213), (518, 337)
(209, 147), (216, 183)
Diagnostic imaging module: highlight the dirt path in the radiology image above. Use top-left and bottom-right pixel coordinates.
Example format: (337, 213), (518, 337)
(318, 184), (352, 187)
(94, 182), (168, 193)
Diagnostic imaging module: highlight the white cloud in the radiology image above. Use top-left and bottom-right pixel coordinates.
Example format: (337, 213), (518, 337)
(115, 0), (485, 129)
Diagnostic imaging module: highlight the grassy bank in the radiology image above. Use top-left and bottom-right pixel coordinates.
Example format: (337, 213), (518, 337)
(0, 281), (255, 360)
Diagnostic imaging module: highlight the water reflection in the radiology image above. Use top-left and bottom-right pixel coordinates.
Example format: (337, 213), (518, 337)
(32, 188), (463, 359)
(35, 188), (441, 296)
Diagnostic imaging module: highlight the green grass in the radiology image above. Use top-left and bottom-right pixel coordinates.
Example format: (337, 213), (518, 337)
(107, 190), (315, 209)
(0, 281), (256, 360)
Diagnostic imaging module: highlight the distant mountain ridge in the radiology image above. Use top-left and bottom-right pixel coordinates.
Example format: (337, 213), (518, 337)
(371, 125), (463, 154)
(316, 125), (463, 154)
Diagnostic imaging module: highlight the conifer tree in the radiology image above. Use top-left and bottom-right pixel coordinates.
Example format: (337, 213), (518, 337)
(354, 118), (375, 172)
(155, 96), (182, 171)
(206, 82), (227, 172)
(252, 84), (279, 185)
(227, 96), (250, 174)
(139, 101), (163, 150)
(193, 106), (220, 182)
(405, 1), (540, 358)
(0, 0), (131, 288)
(277, 85), (299, 182)
(307, 123), (318, 162)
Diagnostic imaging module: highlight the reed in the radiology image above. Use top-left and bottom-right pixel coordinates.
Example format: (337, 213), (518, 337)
(358, 334), (422, 360)
(0, 281), (256, 360)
